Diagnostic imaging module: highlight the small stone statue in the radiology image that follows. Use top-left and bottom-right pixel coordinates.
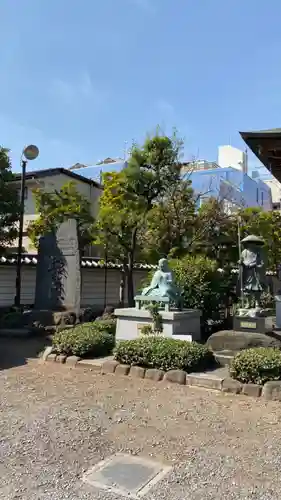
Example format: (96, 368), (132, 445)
(142, 258), (182, 309)
(239, 234), (266, 310)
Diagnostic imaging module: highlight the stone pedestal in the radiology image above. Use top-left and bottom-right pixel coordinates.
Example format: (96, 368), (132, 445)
(114, 308), (201, 342)
(233, 315), (275, 334)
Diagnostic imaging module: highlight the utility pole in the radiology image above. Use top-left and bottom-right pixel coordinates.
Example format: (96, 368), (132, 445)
(237, 215), (244, 307)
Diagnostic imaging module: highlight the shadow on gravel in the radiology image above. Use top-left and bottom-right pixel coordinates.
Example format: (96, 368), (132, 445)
(0, 335), (51, 370)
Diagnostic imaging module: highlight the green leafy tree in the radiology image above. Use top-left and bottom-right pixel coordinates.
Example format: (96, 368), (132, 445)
(142, 179), (196, 261)
(95, 133), (183, 305)
(193, 198), (238, 267)
(27, 181), (95, 251)
(0, 147), (20, 252)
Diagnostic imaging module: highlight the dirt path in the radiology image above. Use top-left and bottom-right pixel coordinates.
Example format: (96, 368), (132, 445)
(1, 352), (281, 499)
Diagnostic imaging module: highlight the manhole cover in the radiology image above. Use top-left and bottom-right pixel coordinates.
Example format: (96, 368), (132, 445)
(82, 453), (172, 498)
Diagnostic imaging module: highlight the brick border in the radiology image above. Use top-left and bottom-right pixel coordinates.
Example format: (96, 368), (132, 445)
(41, 348), (278, 401)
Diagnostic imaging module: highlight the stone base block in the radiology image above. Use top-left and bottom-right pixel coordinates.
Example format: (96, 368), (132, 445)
(242, 383), (262, 398)
(222, 378), (242, 394)
(207, 330), (281, 353)
(25, 309), (78, 328)
(233, 315), (275, 334)
(145, 368), (165, 382)
(262, 381), (281, 400)
(114, 307), (201, 342)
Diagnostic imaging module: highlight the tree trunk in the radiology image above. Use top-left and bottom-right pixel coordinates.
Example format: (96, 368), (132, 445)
(127, 254), (134, 307)
(126, 227), (138, 307)
(119, 267), (126, 307)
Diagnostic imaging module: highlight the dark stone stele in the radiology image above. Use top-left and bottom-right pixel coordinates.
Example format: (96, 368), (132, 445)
(31, 219), (81, 327)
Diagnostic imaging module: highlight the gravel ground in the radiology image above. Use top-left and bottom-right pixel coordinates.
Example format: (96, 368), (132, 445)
(1, 355), (281, 499)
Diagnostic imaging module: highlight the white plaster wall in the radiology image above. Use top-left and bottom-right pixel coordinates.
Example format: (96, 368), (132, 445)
(218, 145), (248, 173)
(264, 178), (281, 205)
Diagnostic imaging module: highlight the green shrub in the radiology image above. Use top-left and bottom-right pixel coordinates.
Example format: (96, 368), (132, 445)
(114, 336), (214, 372)
(170, 256), (232, 322)
(0, 311), (23, 328)
(260, 291), (275, 309)
(230, 347), (281, 385)
(140, 324), (154, 336)
(143, 256), (232, 323)
(52, 322), (115, 357)
(94, 318), (116, 336)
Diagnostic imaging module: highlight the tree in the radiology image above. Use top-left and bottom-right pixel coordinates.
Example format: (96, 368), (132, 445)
(0, 147), (20, 253)
(95, 133), (184, 305)
(142, 179), (196, 261)
(27, 181), (95, 251)
(193, 198), (238, 266)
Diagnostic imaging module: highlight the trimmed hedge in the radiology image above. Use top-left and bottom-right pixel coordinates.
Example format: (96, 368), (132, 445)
(52, 321), (115, 358)
(230, 347), (281, 385)
(0, 311), (23, 328)
(114, 336), (214, 372)
(93, 318), (116, 336)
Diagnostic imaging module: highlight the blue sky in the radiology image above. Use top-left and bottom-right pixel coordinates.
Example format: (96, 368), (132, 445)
(1, 0), (280, 175)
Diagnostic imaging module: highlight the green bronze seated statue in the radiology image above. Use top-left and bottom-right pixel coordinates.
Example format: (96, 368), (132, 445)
(135, 258), (183, 311)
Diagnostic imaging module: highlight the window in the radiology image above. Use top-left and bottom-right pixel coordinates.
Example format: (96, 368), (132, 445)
(261, 191), (264, 206)
(256, 188), (259, 204)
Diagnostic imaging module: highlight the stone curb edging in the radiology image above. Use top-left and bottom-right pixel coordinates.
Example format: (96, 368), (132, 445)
(42, 349), (278, 401)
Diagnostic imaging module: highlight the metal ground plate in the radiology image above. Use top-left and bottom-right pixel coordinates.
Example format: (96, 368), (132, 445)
(82, 453), (172, 498)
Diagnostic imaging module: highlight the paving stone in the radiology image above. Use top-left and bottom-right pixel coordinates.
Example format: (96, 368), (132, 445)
(129, 366), (146, 378)
(65, 355), (80, 366)
(42, 346), (53, 361)
(242, 383), (262, 398)
(55, 354), (67, 364)
(163, 369), (186, 385)
(145, 368), (165, 382)
(46, 353), (57, 362)
(76, 359), (102, 371)
(101, 360), (119, 374)
(222, 377), (242, 394)
(82, 453), (171, 498)
(115, 364), (130, 376)
(186, 373), (223, 390)
(262, 381), (281, 401)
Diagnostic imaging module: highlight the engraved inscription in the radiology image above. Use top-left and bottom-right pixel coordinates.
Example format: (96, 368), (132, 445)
(240, 321), (256, 329)
(56, 237), (78, 255)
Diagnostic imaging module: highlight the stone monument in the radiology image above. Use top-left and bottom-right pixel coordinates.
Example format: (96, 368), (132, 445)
(274, 265), (281, 329)
(207, 234), (280, 366)
(114, 258), (201, 341)
(233, 234), (274, 333)
(31, 218), (81, 327)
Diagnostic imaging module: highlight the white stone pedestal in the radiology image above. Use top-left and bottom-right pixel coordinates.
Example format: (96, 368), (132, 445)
(114, 308), (202, 342)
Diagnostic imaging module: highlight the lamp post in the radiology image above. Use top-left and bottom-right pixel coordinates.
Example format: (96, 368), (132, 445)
(14, 145), (39, 308)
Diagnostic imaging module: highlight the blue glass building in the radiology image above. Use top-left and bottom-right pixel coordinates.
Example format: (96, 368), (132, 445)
(187, 167), (272, 211)
(71, 162), (272, 211)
